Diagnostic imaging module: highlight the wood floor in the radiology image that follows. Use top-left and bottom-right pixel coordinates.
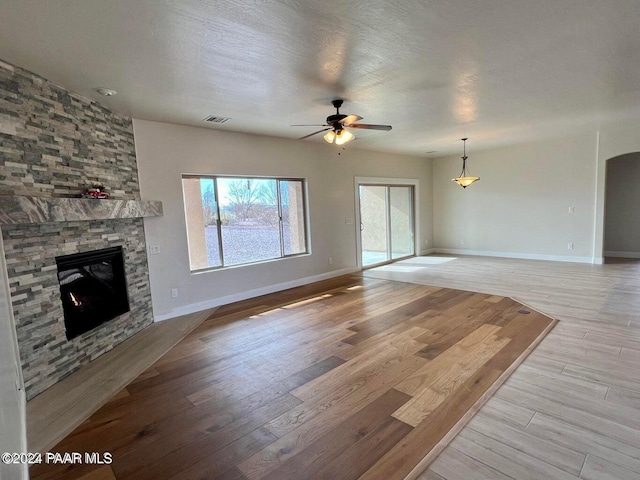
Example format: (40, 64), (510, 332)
(29, 273), (553, 480)
(26, 308), (213, 454)
(363, 255), (640, 480)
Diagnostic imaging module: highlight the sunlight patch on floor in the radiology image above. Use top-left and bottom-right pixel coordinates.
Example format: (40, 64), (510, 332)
(371, 256), (458, 272)
(403, 256), (458, 264)
(372, 264), (425, 273)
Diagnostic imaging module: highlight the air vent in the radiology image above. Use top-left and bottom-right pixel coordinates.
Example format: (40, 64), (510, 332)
(203, 115), (231, 124)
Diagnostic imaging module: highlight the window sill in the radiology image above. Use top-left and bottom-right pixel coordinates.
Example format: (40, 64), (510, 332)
(190, 252), (311, 275)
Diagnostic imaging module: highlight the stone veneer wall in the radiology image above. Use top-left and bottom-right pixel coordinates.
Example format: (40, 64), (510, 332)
(0, 60), (154, 400)
(3, 219), (152, 399)
(0, 61), (139, 199)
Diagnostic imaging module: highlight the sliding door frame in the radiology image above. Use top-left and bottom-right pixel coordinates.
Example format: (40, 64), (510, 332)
(354, 176), (420, 269)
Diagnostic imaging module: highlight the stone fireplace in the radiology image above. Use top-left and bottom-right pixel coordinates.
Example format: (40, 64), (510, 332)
(0, 60), (162, 400)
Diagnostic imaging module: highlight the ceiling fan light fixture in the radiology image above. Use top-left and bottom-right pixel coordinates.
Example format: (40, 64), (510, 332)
(451, 138), (480, 188)
(324, 130), (336, 144)
(334, 128), (354, 146)
(295, 99), (391, 143)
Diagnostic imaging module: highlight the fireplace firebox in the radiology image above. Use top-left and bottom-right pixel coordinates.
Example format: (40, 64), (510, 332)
(56, 246), (130, 340)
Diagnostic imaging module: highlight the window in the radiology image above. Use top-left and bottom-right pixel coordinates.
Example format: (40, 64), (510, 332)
(182, 175), (308, 271)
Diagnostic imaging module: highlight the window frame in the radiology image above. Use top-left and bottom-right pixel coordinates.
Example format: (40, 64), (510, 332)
(182, 174), (310, 272)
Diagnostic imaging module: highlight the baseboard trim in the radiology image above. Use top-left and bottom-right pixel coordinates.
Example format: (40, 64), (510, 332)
(419, 248), (436, 256)
(431, 248), (593, 264)
(604, 251), (640, 259)
(154, 267), (361, 322)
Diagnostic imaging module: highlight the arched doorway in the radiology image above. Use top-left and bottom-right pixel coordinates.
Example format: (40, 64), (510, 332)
(603, 152), (640, 261)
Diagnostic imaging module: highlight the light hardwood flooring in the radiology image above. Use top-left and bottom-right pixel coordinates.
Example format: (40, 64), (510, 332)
(362, 255), (640, 480)
(29, 274), (553, 480)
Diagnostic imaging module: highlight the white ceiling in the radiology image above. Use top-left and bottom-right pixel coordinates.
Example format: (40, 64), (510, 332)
(1, 0), (640, 156)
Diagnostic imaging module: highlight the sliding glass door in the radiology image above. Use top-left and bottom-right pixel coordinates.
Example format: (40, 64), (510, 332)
(390, 186), (414, 259)
(360, 186), (389, 266)
(359, 184), (414, 267)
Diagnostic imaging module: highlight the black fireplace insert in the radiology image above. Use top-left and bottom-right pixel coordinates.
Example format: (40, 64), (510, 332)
(56, 246), (130, 340)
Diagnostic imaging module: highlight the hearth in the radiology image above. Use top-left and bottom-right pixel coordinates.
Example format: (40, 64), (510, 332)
(56, 246), (130, 340)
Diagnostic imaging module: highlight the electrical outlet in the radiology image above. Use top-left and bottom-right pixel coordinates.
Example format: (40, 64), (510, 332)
(328, 257), (333, 265)
(149, 244), (160, 255)
(345, 218), (353, 225)
(568, 206), (575, 214)
(460, 240), (465, 246)
(567, 243), (574, 250)
(171, 288), (178, 298)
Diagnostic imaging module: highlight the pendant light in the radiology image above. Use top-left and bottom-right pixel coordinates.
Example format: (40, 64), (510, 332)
(451, 138), (479, 188)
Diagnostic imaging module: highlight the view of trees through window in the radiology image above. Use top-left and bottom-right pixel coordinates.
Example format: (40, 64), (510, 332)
(182, 176), (308, 271)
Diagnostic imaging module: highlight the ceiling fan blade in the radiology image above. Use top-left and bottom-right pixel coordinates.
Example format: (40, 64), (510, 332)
(291, 124), (328, 127)
(299, 127), (331, 140)
(345, 123), (392, 131)
(339, 114), (363, 125)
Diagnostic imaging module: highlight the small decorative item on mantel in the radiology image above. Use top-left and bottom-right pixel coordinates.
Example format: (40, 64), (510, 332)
(82, 184), (110, 199)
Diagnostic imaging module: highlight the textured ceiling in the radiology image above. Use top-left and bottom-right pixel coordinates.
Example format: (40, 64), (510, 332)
(1, 0), (640, 156)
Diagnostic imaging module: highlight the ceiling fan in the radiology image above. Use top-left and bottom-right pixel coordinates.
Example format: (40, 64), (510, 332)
(292, 99), (392, 145)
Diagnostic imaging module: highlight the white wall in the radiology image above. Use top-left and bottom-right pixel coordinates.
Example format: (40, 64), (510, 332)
(133, 119), (432, 320)
(432, 133), (598, 262)
(604, 153), (640, 257)
(0, 233), (27, 480)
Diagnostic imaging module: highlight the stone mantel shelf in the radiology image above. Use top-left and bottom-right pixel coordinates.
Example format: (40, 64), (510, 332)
(0, 195), (163, 225)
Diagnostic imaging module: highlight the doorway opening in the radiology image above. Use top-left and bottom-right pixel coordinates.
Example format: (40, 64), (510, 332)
(603, 152), (640, 262)
(357, 182), (416, 268)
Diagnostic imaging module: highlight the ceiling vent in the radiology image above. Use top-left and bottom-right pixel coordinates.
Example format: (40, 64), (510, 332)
(203, 115), (231, 124)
